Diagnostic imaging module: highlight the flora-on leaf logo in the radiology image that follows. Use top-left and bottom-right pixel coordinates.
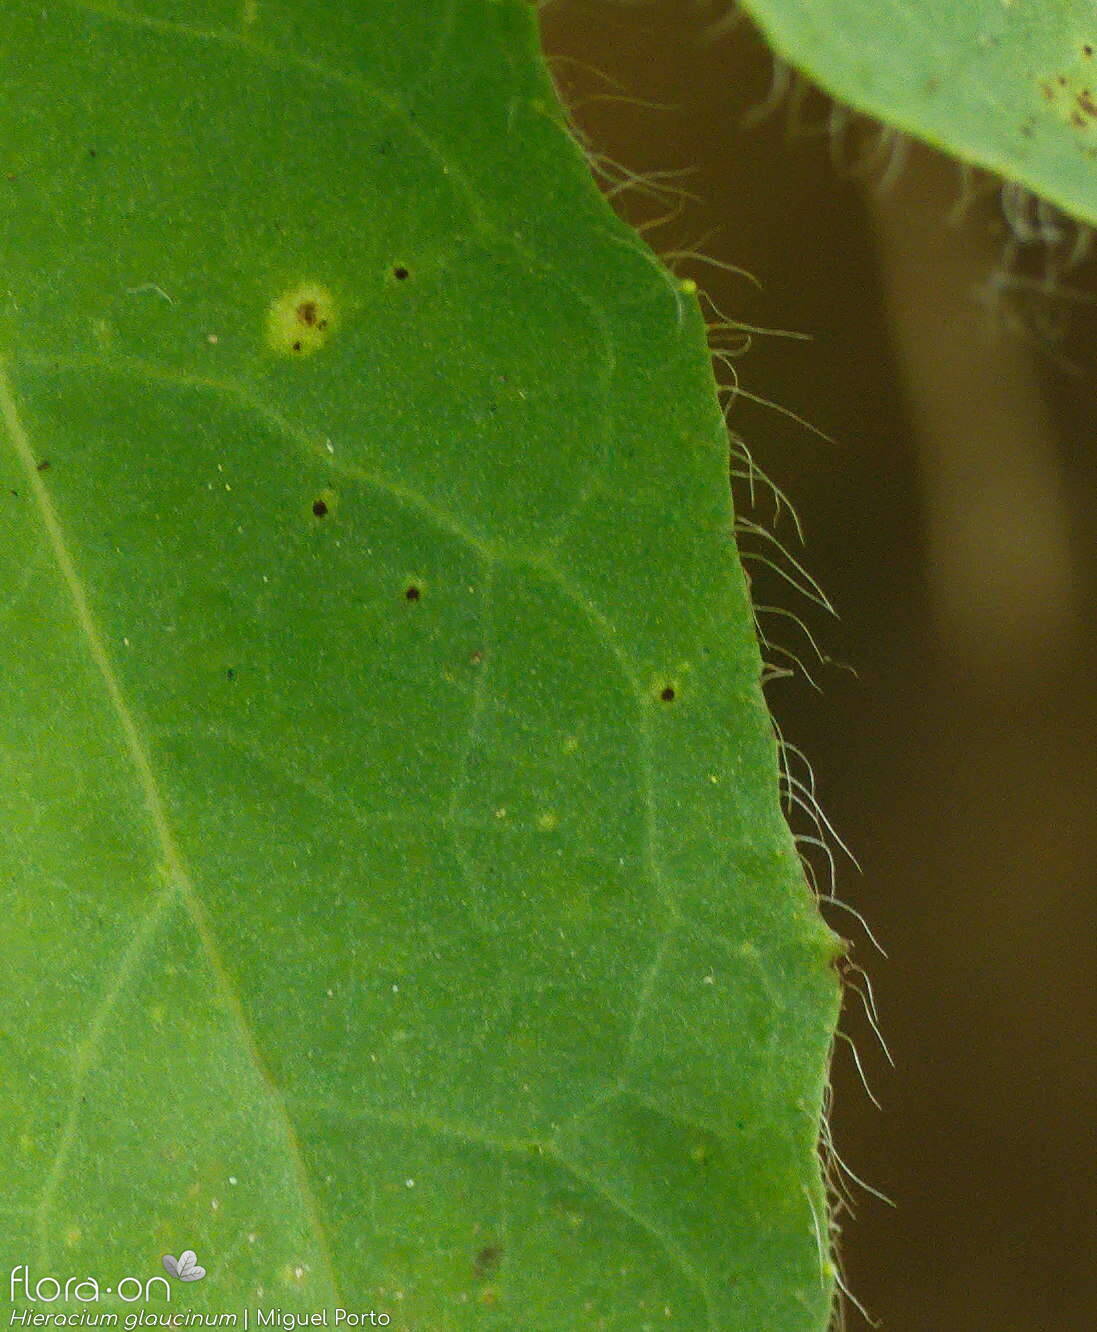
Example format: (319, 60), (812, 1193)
(161, 1251), (206, 1283)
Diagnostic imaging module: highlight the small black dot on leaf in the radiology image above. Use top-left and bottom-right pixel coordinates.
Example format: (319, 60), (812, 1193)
(226, 668), (236, 681)
(393, 266), (410, 280)
(36, 459), (50, 471)
(405, 585), (421, 601)
(659, 685), (676, 703)
(312, 498), (329, 518)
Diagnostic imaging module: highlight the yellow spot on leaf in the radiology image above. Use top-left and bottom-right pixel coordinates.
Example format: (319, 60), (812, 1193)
(266, 282), (336, 358)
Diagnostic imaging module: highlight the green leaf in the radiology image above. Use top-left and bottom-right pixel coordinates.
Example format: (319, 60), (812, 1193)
(1, 1), (840, 1326)
(740, 0), (1097, 226)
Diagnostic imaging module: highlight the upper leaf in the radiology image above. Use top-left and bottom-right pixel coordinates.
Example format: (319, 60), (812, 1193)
(742, 0), (1097, 226)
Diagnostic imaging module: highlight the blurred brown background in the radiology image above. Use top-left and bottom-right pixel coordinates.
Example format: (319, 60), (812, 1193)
(540, 3), (1097, 1329)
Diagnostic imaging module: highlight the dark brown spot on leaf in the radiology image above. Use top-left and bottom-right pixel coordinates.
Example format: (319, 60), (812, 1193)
(474, 1246), (502, 1279)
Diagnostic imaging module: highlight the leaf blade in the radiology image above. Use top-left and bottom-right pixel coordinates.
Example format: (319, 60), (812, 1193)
(1, 1), (840, 1325)
(741, 0), (1097, 225)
